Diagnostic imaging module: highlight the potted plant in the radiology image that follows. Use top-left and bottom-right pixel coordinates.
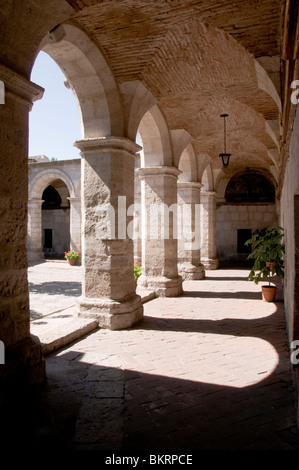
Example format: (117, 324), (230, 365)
(64, 250), (81, 265)
(244, 226), (285, 302)
(134, 262), (142, 289)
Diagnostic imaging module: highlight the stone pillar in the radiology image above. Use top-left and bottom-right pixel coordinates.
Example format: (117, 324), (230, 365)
(74, 137), (143, 330)
(133, 193), (142, 265)
(27, 198), (44, 262)
(0, 64), (46, 398)
(133, 156), (142, 264)
(137, 166), (183, 297)
(200, 190), (219, 269)
(68, 196), (81, 254)
(177, 182), (205, 280)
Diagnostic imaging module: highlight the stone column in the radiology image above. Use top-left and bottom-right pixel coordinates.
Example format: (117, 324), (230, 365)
(177, 182), (205, 280)
(27, 198), (44, 262)
(68, 196), (81, 254)
(133, 156), (142, 264)
(137, 166), (183, 297)
(133, 193), (142, 265)
(74, 137), (143, 330)
(0, 64), (46, 397)
(200, 190), (219, 269)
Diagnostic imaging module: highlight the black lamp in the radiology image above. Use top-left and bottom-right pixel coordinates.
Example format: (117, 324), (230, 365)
(219, 113), (231, 168)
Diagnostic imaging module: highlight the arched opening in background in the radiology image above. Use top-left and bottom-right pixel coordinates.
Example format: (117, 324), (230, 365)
(217, 170), (278, 263)
(225, 171), (276, 204)
(41, 179), (70, 259)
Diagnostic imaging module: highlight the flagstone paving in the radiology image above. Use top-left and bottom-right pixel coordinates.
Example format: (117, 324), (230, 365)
(11, 264), (299, 450)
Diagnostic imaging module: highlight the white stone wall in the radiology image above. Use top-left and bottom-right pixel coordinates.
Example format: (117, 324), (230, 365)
(216, 204), (278, 261)
(280, 107), (299, 342)
(42, 208), (70, 256)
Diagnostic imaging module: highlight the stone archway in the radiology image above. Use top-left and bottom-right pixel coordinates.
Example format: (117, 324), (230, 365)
(28, 168), (76, 262)
(38, 23), (124, 139)
(41, 180), (70, 259)
(30, 23), (143, 330)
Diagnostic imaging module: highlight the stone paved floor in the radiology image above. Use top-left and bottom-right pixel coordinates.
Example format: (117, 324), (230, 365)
(6, 265), (299, 451)
(28, 261), (82, 319)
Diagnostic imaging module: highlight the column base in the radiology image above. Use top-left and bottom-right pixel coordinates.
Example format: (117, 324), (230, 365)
(77, 294), (143, 330)
(139, 275), (183, 297)
(179, 263), (205, 280)
(0, 335), (46, 405)
(201, 258), (219, 270)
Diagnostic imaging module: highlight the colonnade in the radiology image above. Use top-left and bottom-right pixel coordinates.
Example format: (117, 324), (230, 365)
(27, 148), (219, 330)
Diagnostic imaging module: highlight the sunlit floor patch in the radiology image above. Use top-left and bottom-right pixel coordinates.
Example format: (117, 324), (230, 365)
(103, 328), (280, 389)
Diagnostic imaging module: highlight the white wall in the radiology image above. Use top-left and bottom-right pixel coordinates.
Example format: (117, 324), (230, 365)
(280, 107), (299, 342)
(216, 204), (278, 261)
(42, 208), (70, 256)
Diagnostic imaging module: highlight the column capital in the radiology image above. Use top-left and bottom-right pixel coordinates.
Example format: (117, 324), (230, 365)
(0, 63), (44, 109)
(136, 166), (182, 180)
(74, 136), (142, 157)
(28, 198), (44, 205)
(67, 196), (81, 202)
(177, 181), (203, 191)
(200, 190), (217, 197)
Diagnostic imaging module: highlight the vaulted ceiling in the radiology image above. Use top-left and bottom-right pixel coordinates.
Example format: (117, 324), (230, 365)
(63, 0), (284, 177)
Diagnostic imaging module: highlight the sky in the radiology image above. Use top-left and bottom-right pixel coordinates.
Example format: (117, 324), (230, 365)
(29, 51), (82, 161)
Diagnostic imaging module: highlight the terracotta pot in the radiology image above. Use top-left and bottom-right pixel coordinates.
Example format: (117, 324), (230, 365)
(67, 259), (77, 266)
(262, 285), (276, 302)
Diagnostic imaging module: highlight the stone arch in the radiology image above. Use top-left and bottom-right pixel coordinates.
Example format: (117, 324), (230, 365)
(178, 144), (198, 183)
(224, 169), (276, 204)
(40, 179), (71, 257)
(37, 22), (124, 138)
(120, 80), (158, 142)
(28, 168), (78, 261)
(137, 104), (172, 167)
(201, 164), (214, 191)
(195, 154), (212, 185)
(29, 168), (76, 199)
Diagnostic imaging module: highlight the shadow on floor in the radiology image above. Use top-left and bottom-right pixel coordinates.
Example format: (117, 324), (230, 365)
(1, 303), (298, 451)
(29, 281), (81, 297)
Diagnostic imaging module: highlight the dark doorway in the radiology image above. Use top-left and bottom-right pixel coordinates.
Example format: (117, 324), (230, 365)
(237, 229), (252, 253)
(44, 228), (53, 249)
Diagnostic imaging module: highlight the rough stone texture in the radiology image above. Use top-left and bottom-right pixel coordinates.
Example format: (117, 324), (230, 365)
(177, 182), (205, 280)
(74, 137), (143, 329)
(138, 167), (183, 296)
(0, 63), (46, 393)
(200, 191), (219, 269)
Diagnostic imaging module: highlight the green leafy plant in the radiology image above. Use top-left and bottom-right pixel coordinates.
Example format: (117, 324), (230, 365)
(245, 225), (285, 285)
(64, 250), (81, 260)
(134, 262), (142, 281)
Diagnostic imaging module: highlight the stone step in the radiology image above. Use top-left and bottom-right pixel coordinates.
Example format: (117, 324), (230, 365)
(30, 307), (98, 356)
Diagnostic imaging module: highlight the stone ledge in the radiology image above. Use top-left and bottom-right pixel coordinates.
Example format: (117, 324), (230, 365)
(30, 307), (98, 356)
